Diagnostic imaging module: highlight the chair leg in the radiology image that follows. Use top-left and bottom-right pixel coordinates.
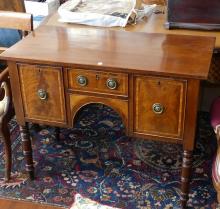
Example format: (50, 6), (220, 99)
(0, 121), (11, 181)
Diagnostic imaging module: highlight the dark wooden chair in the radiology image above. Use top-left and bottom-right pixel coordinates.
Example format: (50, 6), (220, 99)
(0, 11), (33, 181)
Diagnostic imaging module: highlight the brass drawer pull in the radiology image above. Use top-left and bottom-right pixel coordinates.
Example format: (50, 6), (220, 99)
(77, 75), (88, 86)
(152, 103), (164, 114)
(37, 89), (47, 100)
(106, 78), (118, 90)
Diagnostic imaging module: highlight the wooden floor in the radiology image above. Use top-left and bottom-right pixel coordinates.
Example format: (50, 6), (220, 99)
(0, 198), (64, 209)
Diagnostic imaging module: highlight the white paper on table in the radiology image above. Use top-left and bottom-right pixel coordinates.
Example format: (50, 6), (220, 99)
(58, 0), (137, 27)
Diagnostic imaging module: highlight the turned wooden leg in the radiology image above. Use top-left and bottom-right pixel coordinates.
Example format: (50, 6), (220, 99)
(0, 121), (12, 181)
(180, 150), (193, 208)
(30, 123), (41, 133)
(54, 127), (60, 140)
(20, 123), (34, 180)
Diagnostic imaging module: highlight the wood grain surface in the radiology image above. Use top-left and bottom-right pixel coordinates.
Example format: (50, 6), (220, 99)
(18, 63), (66, 125)
(68, 68), (128, 97)
(0, 25), (215, 80)
(45, 12), (220, 49)
(134, 75), (186, 140)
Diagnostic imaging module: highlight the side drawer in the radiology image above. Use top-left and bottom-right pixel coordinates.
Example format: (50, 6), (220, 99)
(134, 76), (186, 139)
(68, 68), (128, 96)
(18, 63), (66, 124)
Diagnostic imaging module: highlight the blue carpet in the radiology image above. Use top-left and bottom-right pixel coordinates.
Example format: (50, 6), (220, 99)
(0, 104), (217, 208)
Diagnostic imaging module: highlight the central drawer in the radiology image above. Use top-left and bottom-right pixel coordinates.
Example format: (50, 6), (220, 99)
(68, 68), (128, 97)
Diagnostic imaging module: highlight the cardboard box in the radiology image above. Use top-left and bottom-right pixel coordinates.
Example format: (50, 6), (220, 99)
(25, 0), (60, 16)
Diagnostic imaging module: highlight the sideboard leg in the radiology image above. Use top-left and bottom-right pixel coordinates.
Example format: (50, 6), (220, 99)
(54, 127), (60, 140)
(180, 150), (193, 208)
(20, 123), (34, 180)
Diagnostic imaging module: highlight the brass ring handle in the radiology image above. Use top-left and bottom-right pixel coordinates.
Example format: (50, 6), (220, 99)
(77, 75), (88, 86)
(152, 103), (164, 114)
(37, 89), (47, 100)
(106, 78), (118, 90)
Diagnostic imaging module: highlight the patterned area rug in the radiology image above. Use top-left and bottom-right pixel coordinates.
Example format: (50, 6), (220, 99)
(0, 104), (217, 208)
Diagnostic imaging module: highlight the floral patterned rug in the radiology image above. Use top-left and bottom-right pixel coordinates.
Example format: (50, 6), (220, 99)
(0, 104), (218, 208)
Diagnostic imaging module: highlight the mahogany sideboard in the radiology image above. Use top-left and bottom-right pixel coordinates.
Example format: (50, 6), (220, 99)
(0, 25), (215, 208)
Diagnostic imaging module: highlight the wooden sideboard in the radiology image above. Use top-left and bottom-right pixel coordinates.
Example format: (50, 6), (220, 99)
(0, 25), (215, 208)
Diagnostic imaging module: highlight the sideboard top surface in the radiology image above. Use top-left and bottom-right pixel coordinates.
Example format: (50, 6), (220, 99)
(0, 25), (215, 79)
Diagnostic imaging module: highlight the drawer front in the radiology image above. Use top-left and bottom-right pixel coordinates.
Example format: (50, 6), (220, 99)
(134, 76), (186, 139)
(18, 64), (66, 124)
(68, 69), (128, 96)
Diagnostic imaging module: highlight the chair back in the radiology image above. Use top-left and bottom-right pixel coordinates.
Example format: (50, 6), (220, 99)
(0, 0), (25, 12)
(0, 11), (33, 53)
(0, 11), (33, 32)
